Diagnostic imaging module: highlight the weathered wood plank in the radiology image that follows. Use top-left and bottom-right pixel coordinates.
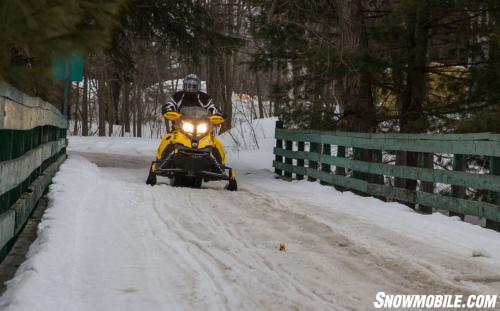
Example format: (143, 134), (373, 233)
(275, 128), (500, 142)
(0, 138), (66, 196)
(275, 129), (500, 157)
(0, 83), (67, 130)
(273, 159), (500, 222)
(273, 148), (500, 192)
(417, 191), (500, 222)
(367, 183), (416, 204)
(273, 161), (368, 192)
(10, 154), (66, 235)
(0, 210), (15, 251)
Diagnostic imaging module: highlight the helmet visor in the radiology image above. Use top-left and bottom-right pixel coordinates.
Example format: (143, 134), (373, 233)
(184, 79), (199, 92)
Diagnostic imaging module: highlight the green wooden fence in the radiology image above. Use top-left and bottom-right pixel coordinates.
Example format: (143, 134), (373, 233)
(273, 121), (500, 230)
(0, 82), (67, 259)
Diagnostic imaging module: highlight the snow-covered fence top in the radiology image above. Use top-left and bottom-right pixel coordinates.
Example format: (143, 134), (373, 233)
(0, 83), (67, 258)
(273, 121), (500, 231)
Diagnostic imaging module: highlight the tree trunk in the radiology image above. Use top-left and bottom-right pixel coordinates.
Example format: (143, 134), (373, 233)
(132, 85), (137, 137)
(98, 78), (106, 136)
(123, 82), (130, 133)
(333, 0), (377, 183)
(110, 67), (121, 126)
(399, 3), (431, 205)
(81, 68), (89, 136)
(400, 5), (430, 133)
(334, 0), (377, 133)
(268, 64), (274, 116)
(274, 61), (282, 116)
(73, 82), (79, 135)
(255, 71), (264, 118)
(137, 88), (142, 137)
(107, 81), (114, 136)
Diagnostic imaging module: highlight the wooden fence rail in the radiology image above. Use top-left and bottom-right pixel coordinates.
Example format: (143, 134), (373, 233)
(272, 121), (500, 230)
(0, 82), (67, 259)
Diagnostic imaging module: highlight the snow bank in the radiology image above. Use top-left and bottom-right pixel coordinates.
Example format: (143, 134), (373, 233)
(220, 117), (277, 171)
(0, 157), (102, 310)
(68, 136), (157, 156)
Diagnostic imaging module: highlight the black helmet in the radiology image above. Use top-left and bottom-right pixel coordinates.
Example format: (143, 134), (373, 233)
(183, 74), (201, 93)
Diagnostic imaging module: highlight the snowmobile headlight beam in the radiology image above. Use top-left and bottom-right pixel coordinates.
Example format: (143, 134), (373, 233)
(182, 121), (194, 134)
(197, 123), (208, 134)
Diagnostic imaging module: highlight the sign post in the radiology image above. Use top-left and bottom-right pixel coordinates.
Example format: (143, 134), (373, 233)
(52, 52), (84, 118)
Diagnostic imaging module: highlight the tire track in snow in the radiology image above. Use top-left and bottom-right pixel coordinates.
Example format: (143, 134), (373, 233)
(144, 188), (234, 311)
(149, 186), (341, 310)
(243, 182), (500, 295)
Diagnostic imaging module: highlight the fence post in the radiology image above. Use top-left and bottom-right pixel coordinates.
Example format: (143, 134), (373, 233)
(284, 140), (293, 178)
(352, 148), (362, 180)
(451, 154), (465, 220)
(320, 143), (331, 185)
(371, 149), (384, 184)
(395, 151), (407, 188)
(274, 120), (283, 176)
(308, 142), (320, 182)
(334, 145), (346, 191)
(336, 146), (346, 176)
(297, 141), (305, 180)
(419, 152), (434, 214)
(0, 129), (12, 213)
(486, 156), (500, 231)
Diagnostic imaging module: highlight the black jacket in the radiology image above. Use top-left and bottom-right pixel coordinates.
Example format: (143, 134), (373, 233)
(162, 91), (221, 116)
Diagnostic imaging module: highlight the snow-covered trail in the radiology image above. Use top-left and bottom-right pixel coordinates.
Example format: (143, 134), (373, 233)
(1, 146), (500, 311)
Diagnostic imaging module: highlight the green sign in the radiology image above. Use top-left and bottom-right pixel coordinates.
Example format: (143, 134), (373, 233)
(51, 52), (84, 81)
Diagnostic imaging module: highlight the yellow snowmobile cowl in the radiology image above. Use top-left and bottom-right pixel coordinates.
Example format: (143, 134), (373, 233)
(164, 111), (182, 121)
(156, 131), (195, 160)
(156, 133), (172, 160)
(172, 131), (193, 148)
(213, 136), (226, 164)
(208, 115), (224, 126)
(198, 135), (213, 149)
(197, 135), (225, 164)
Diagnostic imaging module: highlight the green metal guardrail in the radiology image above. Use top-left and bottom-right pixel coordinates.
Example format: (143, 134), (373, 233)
(0, 82), (67, 259)
(272, 121), (500, 230)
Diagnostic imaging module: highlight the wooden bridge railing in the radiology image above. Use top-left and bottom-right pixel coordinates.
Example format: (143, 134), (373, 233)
(0, 82), (67, 258)
(273, 121), (500, 230)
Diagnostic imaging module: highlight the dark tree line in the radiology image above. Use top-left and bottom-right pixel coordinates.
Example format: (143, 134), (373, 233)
(250, 0), (500, 134)
(2, 0), (500, 138)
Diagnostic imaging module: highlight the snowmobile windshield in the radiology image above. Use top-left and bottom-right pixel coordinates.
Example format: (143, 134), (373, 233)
(180, 106), (208, 120)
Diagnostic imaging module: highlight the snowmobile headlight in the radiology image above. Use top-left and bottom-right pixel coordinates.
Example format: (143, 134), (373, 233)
(182, 122), (194, 134)
(197, 123), (208, 134)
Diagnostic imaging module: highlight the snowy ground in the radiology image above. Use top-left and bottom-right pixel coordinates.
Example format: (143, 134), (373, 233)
(1, 119), (500, 310)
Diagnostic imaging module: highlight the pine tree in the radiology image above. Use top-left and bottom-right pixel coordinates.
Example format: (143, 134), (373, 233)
(0, 0), (122, 102)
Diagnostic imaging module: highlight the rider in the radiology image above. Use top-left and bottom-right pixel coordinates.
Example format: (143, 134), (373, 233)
(162, 74), (222, 117)
(146, 74), (230, 186)
(159, 73), (226, 163)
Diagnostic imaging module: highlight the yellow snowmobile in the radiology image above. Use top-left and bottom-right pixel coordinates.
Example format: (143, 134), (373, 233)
(146, 106), (237, 191)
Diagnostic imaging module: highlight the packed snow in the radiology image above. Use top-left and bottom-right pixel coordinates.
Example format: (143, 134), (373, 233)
(1, 118), (500, 310)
